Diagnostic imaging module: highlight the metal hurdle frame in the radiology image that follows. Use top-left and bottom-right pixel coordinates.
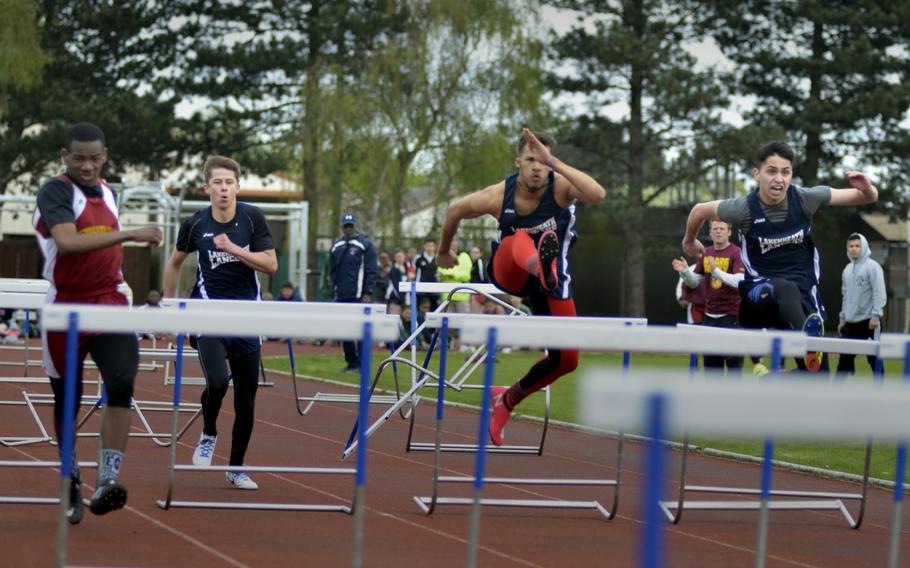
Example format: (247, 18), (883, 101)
(247, 302), (398, 415)
(0, 289), (202, 449)
(577, 366), (910, 568)
(343, 281), (555, 460)
(329, 283), (527, 455)
(41, 303), (398, 568)
(409, 313), (647, 522)
(660, 324), (882, 529)
(429, 318), (809, 568)
(868, 333), (910, 568)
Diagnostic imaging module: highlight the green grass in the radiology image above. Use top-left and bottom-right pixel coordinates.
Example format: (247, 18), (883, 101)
(264, 349), (906, 480)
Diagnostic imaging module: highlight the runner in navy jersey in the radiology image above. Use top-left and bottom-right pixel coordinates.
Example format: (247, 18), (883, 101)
(34, 123), (163, 522)
(437, 129), (605, 445)
(682, 141), (878, 372)
(164, 155), (277, 490)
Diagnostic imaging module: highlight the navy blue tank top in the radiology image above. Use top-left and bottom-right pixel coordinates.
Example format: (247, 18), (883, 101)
(490, 172), (577, 299)
(741, 186), (823, 315)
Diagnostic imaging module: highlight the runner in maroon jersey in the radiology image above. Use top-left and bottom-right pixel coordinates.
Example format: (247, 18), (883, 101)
(33, 123), (162, 522)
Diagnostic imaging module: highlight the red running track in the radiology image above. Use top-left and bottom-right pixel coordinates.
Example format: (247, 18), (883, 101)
(0, 339), (906, 567)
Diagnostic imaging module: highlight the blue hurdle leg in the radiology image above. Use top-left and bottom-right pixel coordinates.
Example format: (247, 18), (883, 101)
(161, 303), (187, 510)
(56, 312), (80, 568)
(352, 321), (373, 568)
(755, 337), (782, 568)
(888, 343), (910, 568)
(465, 327), (497, 568)
(641, 393), (667, 568)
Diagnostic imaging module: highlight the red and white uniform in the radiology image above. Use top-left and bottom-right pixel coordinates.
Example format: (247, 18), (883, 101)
(33, 174), (127, 377)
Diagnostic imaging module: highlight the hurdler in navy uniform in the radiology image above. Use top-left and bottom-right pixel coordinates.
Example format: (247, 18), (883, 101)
(164, 155), (277, 490)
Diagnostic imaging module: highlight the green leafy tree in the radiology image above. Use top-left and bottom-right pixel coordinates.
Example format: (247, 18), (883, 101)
(172, 0), (408, 293)
(706, 0), (910, 188)
(0, 2), (194, 194)
(0, 0), (48, 96)
(365, 0), (545, 244)
(549, 0), (726, 316)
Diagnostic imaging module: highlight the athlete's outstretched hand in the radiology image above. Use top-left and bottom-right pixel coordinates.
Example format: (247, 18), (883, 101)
(436, 251), (456, 269)
(522, 128), (553, 167)
(844, 171), (875, 193)
(681, 238), (704, 259)
(671, 257), (689, 273)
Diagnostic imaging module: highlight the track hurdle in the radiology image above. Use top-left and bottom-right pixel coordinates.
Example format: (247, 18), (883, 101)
(41, 302), (398, 568)
(347, 281), (553, 458)
(661, 324), (882, 529)
(869, 333), (910, 568)
(436, 318), (808, 567)
(341, 311), (647, 462)
(0, 288), (201, 449)
(409, 314), (645, 522)
(0, 282), (49, 383)
(577, 367), (910, 568)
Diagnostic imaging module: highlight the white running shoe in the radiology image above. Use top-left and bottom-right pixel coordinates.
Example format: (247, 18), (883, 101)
(192, 433), (217, 467)
(225, 471), (258, 490)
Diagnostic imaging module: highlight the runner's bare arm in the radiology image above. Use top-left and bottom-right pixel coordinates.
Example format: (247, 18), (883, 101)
(163, 249), (189, 297)
(520, 129), (604, 205)
(438, 184), (503, 268)
(682, 201), (721, 258)
(49, 223), (162, 255)
(828, 171), (878, 206)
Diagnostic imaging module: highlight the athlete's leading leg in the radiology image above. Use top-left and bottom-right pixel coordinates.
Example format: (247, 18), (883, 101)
(224, 348), (261, 489)
(491, 232), (536, 293)
(227, 349), (260, 466)
(489, 294), (579, 446)
(45, 329), (89, 523)
(193, 337), (230, 467)
(87, 332), (139, 515)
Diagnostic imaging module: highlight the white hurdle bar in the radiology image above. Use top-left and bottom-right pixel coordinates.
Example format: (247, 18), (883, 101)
(0, 289), (46, 382)
(160, 299), (391, 406)
(663, 324), (881, 530)
(40, 303), (399, 568)
(440, 317), (809, 568)
(578, 367), (910, 568)
(161, 300), (395, 414)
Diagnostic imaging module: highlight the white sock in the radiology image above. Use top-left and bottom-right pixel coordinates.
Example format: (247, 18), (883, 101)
(98, 449), (123, 484)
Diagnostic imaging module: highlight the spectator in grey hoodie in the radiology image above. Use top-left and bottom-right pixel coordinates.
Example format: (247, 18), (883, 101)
(836, 233), (886, 377)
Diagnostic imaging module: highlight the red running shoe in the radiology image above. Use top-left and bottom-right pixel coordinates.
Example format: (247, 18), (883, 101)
(537, 230), (559, 291)
(489, 386), (511, 446)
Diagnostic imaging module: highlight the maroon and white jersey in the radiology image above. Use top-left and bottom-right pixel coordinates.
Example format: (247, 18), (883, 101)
(33, 174), (124, 301)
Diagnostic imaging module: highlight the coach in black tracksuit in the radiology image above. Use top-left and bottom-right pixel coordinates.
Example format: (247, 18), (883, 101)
(329, 213), (377, 372)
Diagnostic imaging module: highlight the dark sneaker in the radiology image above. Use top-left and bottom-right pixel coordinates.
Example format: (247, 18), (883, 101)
(489, 386), (512, 447)
(339, 366), (359, 374)
(67, 474), (84, 525)
(537, 231), (559, 291)
(89, 480), (128, 516)
(803, 312), (825, 372)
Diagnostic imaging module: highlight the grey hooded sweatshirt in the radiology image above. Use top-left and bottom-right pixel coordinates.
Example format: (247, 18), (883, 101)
(839, 233), (886, 324)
